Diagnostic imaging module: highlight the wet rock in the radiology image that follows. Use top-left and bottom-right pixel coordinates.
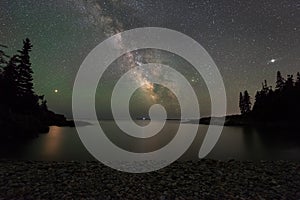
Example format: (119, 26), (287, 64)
(0, 160), (299, 199)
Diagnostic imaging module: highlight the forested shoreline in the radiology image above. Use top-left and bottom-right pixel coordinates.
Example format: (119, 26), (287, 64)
(201, 71), (300, 127)
(0, 39), (73, 140)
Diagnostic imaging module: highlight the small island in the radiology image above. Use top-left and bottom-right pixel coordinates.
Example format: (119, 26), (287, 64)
(0, 39), (74, 141)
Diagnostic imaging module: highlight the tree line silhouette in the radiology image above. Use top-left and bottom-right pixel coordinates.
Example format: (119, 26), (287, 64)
(239, 71), (300, 122)
(0, 39), (43, 112)
(0, 39), (72, 140)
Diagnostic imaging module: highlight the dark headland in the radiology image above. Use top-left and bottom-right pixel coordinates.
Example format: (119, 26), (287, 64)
(199, 71), (300, 128)
(0, 39), (74, 141)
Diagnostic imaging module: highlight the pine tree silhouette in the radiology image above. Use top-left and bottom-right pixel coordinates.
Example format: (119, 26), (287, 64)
(243, 90), (251, 113)
(239, 91), (251, 114)
(15, 38), (39, 112)
(275, 71), (285, 90)
(0, 39), (72, 139)
(0, 44), (9, 70)
(250, 71), (300, 121)
(1, 39), (40, 112)
(239, 92), (245, 114)
(2, 56), (20, 107)
(0, 45), (9, 107)
(17, 38), (34, 97)
(296, 72), (300, 88)
(285, 74), (294, 89)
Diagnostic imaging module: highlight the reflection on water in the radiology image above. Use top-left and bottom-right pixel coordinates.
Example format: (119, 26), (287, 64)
(43, 126), (63, 157)
(100, 120), (179, 153)
(0, 126), (94, 161)
(205, 126), (300, 161)
(0, 121), (299, 161)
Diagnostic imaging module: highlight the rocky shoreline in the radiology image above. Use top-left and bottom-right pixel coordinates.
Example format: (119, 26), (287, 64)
(0, 109), (75, 140)
(0, 160), (299, 199)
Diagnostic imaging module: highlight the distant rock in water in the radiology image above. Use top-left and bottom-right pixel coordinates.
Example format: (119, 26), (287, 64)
(72, 121), (92, 127)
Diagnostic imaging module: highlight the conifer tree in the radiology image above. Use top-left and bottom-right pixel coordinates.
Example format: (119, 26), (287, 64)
(0, 45), (9, 107)
(0, 44), (9, 70)
(15, 38), (39, 111)
(17, 38), (34, 97)
(275, 71), (285, 90)
(285, 74), (294, 89)
(295, 72), (300, 87)
(2, 56), (20, 105)
(239, 92), (245, 114)
(239, 91), (251, 114)
(243, 90), (251, 113)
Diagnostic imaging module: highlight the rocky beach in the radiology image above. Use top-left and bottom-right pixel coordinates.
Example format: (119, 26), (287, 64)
(0, 159), (299, 199)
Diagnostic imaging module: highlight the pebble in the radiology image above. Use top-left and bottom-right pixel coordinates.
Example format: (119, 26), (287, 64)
(0, 160), (299, 199)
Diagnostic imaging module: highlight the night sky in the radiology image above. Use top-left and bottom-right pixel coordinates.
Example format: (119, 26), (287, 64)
(1, 0), (299, 118)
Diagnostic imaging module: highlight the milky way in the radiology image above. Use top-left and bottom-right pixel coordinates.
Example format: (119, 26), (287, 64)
(1, 0), (299, 118)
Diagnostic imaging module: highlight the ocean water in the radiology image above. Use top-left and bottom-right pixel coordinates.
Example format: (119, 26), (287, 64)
(1, 120), (299, 161)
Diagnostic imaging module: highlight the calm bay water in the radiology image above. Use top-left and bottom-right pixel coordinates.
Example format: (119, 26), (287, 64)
(1, 120), (300, 161)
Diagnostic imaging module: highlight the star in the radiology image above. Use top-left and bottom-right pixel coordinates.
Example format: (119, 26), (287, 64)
(1, 0), (298, 117)
(267, 58), (277, 64)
